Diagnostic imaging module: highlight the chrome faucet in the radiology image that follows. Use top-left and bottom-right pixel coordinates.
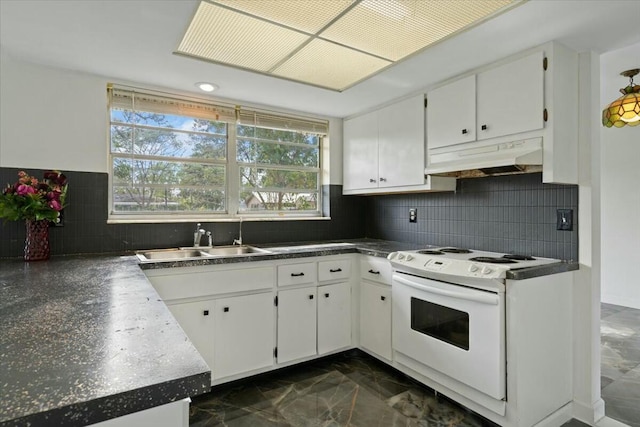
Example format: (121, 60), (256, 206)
(233, 218), (243, 245)
(193, 223), (212, 247)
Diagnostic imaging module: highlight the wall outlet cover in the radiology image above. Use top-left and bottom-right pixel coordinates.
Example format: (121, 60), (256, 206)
(409, 208), (417, 223)
(557, 209), (573, 231)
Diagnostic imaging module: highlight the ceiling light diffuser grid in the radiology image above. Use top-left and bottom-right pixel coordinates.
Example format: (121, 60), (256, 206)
(321, 0), (515, 61)
(177, 2), (309, 72)
(213, 0), (356, 34)
(272, 38), (391, 91)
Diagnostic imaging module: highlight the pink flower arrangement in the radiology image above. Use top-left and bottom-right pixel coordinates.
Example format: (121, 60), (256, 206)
(0, 170), (68, 222)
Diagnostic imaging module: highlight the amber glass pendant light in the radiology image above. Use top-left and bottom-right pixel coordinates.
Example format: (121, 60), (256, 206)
(602, 68), (640, 128)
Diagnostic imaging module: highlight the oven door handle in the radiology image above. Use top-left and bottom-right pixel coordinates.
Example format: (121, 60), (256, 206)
(393, 275), (499, 305)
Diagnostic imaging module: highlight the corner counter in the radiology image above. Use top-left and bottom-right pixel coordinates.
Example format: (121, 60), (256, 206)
(0, 255), (211, 427)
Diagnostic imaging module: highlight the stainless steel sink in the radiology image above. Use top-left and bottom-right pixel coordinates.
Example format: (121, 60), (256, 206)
(199, 245), (272, 256)
(136, 245), (271, 262)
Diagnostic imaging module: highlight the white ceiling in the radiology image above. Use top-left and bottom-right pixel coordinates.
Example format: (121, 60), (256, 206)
(1, 0), (639, 119)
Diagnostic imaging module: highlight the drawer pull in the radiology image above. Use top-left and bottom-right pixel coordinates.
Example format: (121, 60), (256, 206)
(462, 128), (468, 135)
(481, 124), (488, 131)
(368, 269), (380, 275)
(223, 307), (229, 312)
(309, 295), (314, 300)
(203, 310), (209, 316)
(291, 272), (305, 277)
(380, 296), (386, 301)
(324, 293), (330, 298)
(329, 268), (342, 273)
(369, 178), (377, 183)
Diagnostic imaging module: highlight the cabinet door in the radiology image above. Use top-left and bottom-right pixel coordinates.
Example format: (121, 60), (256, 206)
(359, 282), (392, 360)
(427, 75), (476, 149)
(476, 51), (544, 140)
(317, 282), (351, 354)
(277, 287), (317, 364)
(343, 111), (379, 191)
(377, 94), (426, 188)
(213, 293), (274, 379)
(167, 300), (215, 373)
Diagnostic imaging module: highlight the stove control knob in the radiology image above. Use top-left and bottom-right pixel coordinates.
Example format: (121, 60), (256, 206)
(405, 254), (414, 261)
(481, 266), (492, 275)
(468, 264), (479, 273)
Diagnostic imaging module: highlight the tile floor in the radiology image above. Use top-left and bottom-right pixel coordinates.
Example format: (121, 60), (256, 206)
(190, 350), (498, 427)
(189, 304), (640, 427)
(190, 350), (591, 427)
(601, 302), (640, 427)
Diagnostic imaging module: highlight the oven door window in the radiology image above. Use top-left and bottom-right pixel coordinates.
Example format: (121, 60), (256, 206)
(410, 297), (469, 350)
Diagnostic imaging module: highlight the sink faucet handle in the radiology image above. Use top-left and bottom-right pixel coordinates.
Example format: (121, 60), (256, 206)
(206, 231), (212, 247)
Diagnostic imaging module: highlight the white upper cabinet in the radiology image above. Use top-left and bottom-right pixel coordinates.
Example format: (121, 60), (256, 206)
(476, 51), (544, 141)
(427, 75), (476, 149)
(343, 94), (456, 195)
(343, 110), (379, 191)
(377, 95), (427, 188)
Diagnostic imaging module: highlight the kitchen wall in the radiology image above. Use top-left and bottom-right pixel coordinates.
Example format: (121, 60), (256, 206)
(365, 173), (578, 260)
(0, 167), (366, 258)
(599, 42), (640, 309)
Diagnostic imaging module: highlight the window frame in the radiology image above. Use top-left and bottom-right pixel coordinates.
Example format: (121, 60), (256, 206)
(107, 85), (327, 223)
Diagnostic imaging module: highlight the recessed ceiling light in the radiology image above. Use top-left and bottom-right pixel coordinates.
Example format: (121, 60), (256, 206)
(196, 82), (218, 92)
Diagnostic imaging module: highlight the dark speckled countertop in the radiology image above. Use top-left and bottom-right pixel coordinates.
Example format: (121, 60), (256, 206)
(0, 239), (577, 426)
(0, 255), (210, 427)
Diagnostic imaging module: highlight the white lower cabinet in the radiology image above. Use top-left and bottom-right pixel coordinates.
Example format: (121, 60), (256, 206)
(359, 281), (392, 360)
(213, 292), (274, 379)
(277, 286), (317, 364)
(317, 282), (352, 355)
(166, 300), (215, 372)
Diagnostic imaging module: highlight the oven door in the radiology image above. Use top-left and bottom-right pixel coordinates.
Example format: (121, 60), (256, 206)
(392, 272), (505, 400)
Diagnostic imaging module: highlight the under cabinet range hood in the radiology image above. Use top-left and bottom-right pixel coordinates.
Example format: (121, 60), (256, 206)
(424, 137), (543, 177)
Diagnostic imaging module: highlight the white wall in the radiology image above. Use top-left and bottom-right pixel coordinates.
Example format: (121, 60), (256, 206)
(599, 42), (640, 309)
(0, 52), (343, 184)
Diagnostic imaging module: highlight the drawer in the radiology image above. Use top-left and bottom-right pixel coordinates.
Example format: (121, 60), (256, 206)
(318, 259), (351, 282)
(360, 256), (392, 285)
(278, 262), (317, 287)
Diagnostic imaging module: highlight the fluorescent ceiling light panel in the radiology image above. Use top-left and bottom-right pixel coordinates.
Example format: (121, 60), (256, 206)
(177, 2), (310, 72)
(176, 0), (521, 91)
(214, 0), (356, 33)
(272, 38), (391, 91)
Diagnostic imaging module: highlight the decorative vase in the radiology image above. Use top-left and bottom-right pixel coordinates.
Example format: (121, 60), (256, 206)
(24, 219), (50, 261)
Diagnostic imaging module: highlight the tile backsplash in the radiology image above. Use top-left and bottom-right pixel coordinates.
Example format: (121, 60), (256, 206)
(365, 173), (578, 260)
(0, 168), (366, 258)
(0, 168), (578, 261)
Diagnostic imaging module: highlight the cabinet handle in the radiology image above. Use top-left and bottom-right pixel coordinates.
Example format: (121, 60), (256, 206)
(380, 296), (386, 301)
(369, 178), (377, 183)
(481, 124), (488, 131)
(461, 128), (468, 135)
(368, 269), (380, 275)
(329, 268), (342, 273)
(223, 307), (229, 312)
(379, 177), (387, 182)
(291, 272), (305, 277)
(325, 293), (330, 298)
(309, 294), (314, 300)
(203, 310), (209, 316)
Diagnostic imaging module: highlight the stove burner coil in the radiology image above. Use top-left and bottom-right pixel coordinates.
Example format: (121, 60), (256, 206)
(416, 250), (445, 255)
(439, 248), (473, 254)
(469, 256), (518, 264)
(502, 254), (536, 261)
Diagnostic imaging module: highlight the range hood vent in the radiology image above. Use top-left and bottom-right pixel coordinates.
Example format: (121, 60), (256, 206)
(425, 137), (543, 178)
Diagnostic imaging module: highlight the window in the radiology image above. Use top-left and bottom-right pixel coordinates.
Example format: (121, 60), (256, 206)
(108, 86), (327, 220)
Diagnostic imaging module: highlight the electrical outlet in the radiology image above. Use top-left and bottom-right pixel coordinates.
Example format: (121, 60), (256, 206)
(557, 209), (573, 231)
(409, 208), (417, 223)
